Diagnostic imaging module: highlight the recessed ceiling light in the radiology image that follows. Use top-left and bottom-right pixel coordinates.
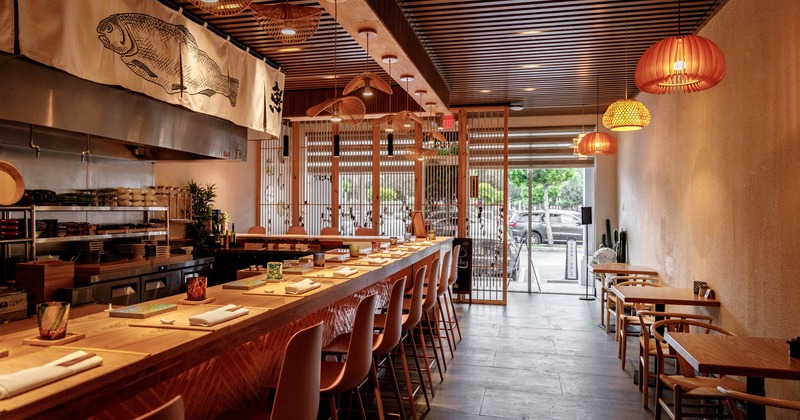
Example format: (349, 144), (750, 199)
(521, 64), (540, 69)
(322, 75), (338, 79)
(277, 47), (302, 53)
(524, 87), (537, 91)
(519, 30), (542, 35)
(381, 55), (398, 64)
(510, 103), (524, 111)
(414, 90), (428, 96)
(480, 89), (492, 93)
(399, 75), (415, 82)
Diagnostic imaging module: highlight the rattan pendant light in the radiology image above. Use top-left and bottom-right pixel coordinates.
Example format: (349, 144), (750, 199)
(305, 0), (365, 125)
(188, 0), (252, 16)
(251, 1), (323, 44)
(578, 75), (618, 156)
(603, 25), (651, 131)
(343, 29), (392, 98)
(370, 74), (422, 135)
(635, 2), (725, 94)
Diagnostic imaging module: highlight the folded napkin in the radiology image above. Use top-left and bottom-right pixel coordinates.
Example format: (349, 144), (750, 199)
(0, 350), (103, 400)
(334, 267), (359, 277)
(285, 279), (321, 295)
(363, 257), (388, 265)
(188, 304), (249, 327)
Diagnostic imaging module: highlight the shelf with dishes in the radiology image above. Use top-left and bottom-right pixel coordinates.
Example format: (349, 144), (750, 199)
(35, 230), (168, 244)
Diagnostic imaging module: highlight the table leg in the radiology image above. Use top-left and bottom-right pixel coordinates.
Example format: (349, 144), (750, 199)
(745, 377), (765, 420)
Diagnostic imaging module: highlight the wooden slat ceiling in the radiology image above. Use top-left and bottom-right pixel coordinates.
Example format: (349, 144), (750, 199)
(166, 0), (726, 116)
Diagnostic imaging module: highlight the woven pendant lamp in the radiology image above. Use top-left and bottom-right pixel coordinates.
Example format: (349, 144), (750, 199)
(305, 0), (365, 125)
(188, 0), (251, 16)
(251, 1), (323, 44)
(343, 29), (393, 97)
(603, 24), (651, 131)
(579, 74), (617, 156)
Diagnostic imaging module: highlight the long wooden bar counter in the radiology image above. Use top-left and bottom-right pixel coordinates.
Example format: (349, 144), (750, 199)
(0, 237), (452, 419)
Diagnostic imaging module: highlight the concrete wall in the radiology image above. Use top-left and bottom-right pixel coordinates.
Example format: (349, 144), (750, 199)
(155, 141), (260, 230)
(617, 0), (800, 407)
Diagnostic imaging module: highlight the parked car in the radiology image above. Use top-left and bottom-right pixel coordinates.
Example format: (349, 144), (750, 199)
(508, 209), (583, 244)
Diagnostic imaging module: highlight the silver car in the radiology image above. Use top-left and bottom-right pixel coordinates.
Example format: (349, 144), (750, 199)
(508, 210), (583, 244)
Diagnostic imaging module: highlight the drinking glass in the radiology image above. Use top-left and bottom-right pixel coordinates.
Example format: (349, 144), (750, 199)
(186, 276), (208, 301)
(37, 302), (70, 340)
(349, 244), (360, 258)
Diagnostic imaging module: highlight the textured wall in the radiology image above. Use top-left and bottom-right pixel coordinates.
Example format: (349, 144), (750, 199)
(617, 0), (800, 408)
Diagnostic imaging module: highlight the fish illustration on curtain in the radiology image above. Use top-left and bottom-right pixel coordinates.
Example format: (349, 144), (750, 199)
(97, 13), (239, 106)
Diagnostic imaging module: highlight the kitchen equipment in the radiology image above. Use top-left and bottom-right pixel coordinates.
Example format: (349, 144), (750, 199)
(0, 161), (24, 205)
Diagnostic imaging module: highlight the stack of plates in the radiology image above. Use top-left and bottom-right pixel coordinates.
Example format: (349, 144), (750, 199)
(0, 219), (22, 239)
(156, 246), (170, 256)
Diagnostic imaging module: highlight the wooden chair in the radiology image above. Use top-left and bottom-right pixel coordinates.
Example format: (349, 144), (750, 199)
(354, 227), (376, 236)
(445, 244), (462, 343)
(420, 256), (447, 379)
(603, 274), (660, 333)
(399, 266), (433, 408)
(638, 311), (714, 410)
(218, 323), (324, 420)
(286, 226), (307, 235)
(615, 280), (664, 369)
(652, 319), (745, 420)
(135, 395), (184, 420)
(246, 226), (266, 234)
(323, 278), (408, 420)
(320, 294), (378, 420)
(320, 226), (340, 236)
(718, 387), (800, 420)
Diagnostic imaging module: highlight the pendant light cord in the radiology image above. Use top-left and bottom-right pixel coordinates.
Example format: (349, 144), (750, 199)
(624, 22), (628, 99)
(596, 73), (600, 130)
(333, 0), (338, 97)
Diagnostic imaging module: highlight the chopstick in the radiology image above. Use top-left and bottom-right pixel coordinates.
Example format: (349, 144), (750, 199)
(56, 352), (96, 367)
(225, 305), (244, 312)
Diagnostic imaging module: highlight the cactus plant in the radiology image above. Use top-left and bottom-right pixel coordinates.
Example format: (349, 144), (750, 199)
(601, 233), (607, 248)
(605, 219), (612, 249)
(617, 230), (628, 263)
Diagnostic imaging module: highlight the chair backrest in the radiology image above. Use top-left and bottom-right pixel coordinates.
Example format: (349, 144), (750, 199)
(651, 318), (734, 378)
(638, 311), (714, 363)
(717, 386), (800, 420)
(320, 227), (340, 236)
(437, 250), (452, 297)
(271, 322), (323, 420)
(607, 274), (659, 287)
(374, 277), (407, 356)
(422, 257), (441, 312)
(403, 265), (427, 330)
(322, 294), (377, 395)
(134, 395), (184, 420)
(447, 244), (461, 287)
(287, 226), (307, 235)
(246, 226), (266, 234)
(354, 227), (375, 236)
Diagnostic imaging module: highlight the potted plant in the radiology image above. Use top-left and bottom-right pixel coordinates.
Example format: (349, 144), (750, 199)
(186, 181), (216, 250)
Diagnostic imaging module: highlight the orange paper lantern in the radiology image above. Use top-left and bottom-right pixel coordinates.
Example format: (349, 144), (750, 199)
(577, 132), (617, 156)
(635, 35), (725, 94)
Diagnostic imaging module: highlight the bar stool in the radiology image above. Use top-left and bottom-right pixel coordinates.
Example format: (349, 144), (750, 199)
(324, 278), (408, 420)
(420, 256), (446, 380)
(135, 395), (184, 420)
(286, 226), (307, 234)
(436, 249), (456, 358)
(217, 322), (324, 420)
(399, 265), (433, 412)
(445, 244), (462, 343)
(320, 294), (378, 420)
(320, 227), (340, 235)
(354, 227), (376, 236)
(246, 226), (266, 234)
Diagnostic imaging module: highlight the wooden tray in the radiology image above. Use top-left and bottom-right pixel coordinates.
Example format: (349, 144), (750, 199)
(128, 306), (263, 332)
(242, 283), (328, 298)
(109, 303), (177, 319)
(23, 332), (85, 347)
(177, 297), (216, 305)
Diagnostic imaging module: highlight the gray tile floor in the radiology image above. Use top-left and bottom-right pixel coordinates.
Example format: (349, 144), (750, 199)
(415, 292), (652, 420)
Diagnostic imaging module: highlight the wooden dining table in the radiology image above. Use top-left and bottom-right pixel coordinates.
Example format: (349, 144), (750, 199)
(610, 285), (720, 311)
(590, 263), (658, 328)
(665, 333), (800, 420)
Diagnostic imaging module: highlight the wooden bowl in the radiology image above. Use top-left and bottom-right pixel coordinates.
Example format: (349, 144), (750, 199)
(0, 161), (24, 205)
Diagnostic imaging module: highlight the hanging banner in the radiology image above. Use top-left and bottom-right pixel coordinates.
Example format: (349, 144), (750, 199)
(0, 0), (13, 53)
(16, 0), (283, 137)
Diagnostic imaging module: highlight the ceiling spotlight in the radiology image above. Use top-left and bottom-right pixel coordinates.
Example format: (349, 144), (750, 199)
(519, 30), (542, 35)
(510, 103), (524, 111)
(399, 75), (415, 82)
(521, 64), (540, 69)
(414, 90), (428, 96)
(524, 87), (537, 91)
(362, 86), (373, 97)
(480, 89), (492, 93)
(381, 55), (398, 64)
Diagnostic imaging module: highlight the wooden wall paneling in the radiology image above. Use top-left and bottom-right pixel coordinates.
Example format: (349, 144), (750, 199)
(331, 122), (340, 229)
(372, 125), (381, 230)
(414, 121), (423, 211)
(457, 108), (468, 238)
(291, 123), (301, 227)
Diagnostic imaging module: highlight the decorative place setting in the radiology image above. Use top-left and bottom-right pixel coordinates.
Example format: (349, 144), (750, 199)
(243, 278), (326, 297)
(344, 256), (390, 266)
(23, 301), (86, 347)
(0, 350), (103, 400)
(311, 266), (360, 279)
(128, 304), (260, 332)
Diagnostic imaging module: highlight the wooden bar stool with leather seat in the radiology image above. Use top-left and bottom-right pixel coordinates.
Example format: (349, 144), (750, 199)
(217, 322), (324, 420)
(418, 256), (447, 382)
(286, 226), (307, 235)
(652, 319), (745, 420)
(435, 249), (456, 359)
(321, 294), (378, 420)
(397, 265), (433, 412)
(246, 226), (266, 234)
(354, 227), (376, 236)
(135, 395), (184, 420)
(445, 244), (462, 343)
(320, 227), (340, 235)
(323, 277), (408, 420)
(637, 311), (714, 410)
